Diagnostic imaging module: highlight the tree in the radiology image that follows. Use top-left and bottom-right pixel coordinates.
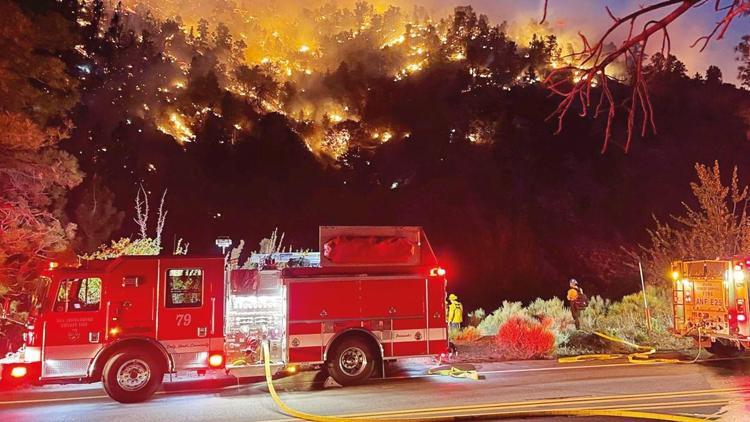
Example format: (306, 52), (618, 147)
(634, 162), (750, 284)
(0, 2), (79, 122)
(542, 0), (750, 152)
(738, 35), (750, 88)
(0, 3), (82, 296)
(705, 65), (723, 85)
(647, 53), (687, 79)
(213, 22), (232, 50)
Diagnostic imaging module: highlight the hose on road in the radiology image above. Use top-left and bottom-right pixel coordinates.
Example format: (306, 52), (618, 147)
(261, 342), (708, 422)
(558, 330), (702, 365)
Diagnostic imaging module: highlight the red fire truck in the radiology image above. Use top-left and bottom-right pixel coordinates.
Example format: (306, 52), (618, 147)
(0, 226), (449, 402)
(671, 258), (750, 356)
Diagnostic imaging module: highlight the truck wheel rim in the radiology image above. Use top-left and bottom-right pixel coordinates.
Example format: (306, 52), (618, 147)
(339, 347), (367, 377)
(116, 359), (151, 391)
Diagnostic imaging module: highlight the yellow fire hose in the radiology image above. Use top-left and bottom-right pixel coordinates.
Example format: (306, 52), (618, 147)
(261, 342), (708, 421)
(558, 330), (701, 364)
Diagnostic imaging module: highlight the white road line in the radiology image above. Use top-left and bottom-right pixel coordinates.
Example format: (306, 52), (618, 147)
(0, 395), (110, 405)
(2, 355), (748, 406)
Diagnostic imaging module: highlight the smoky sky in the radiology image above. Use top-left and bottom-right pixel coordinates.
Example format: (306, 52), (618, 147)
(418, 0), (747, 84)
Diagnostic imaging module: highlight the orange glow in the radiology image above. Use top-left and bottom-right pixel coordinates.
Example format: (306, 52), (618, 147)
(109, 327), (121, 337)
(48, 261), (59, 270)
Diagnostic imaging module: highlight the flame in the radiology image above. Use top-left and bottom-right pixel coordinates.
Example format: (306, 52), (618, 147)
(450, 52), (466, 61)
(117, 1), (624, 160)
(158, 113), (195, 144)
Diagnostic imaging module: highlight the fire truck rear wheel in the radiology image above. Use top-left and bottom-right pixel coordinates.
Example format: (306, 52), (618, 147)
(327, 337), (376, 386)
(102, 351), (164, 403)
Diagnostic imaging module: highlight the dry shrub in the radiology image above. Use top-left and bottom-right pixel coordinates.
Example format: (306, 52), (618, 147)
(453, 326), (482, 343)
(466, 308), (486, 327)
(526, 297), (576, 346)
(577, 286), (693, 351)
(478, 301), (527, 336)
(495, 316), (555, 360)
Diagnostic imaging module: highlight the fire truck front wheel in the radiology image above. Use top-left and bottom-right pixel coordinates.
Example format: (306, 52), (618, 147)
(327, 337), (376, 386)
(102, 351), (164, 403)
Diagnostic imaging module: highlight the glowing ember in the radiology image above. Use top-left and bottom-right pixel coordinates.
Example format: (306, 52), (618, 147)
(322, 128), (351, 159)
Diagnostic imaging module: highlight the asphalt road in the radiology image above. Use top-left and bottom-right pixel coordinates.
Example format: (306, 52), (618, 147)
(2, 354), (750, 421)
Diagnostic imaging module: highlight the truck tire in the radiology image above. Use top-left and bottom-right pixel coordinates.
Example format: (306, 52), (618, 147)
(707, 340), (742, 358)
(102, 351), (164, 403)
(327, 337), (376, 386)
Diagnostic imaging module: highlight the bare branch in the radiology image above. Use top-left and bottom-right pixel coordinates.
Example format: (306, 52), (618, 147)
(134, 184), (149, 239)
(155, 189), (168, 248)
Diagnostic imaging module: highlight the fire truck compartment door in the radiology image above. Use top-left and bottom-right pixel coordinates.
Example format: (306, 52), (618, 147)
(107, 259), (157, 338)
(157, 260), (223, 369)
(360, 277), (427, 357)
(42, 276), (106, 379)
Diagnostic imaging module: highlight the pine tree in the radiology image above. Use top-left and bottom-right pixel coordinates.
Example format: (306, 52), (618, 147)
(705, 65), (723, 85)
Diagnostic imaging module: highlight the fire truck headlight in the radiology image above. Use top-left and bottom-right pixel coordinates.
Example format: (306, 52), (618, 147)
(430, 267), (447, 277)
(738, 314), (747, 322)
(208, 354), (224, 368)
(734, 270), (745, 282)
(10, 366), (27, 378)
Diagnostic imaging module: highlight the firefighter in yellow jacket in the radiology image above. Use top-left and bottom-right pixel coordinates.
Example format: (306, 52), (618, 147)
(446, 293), (463, 337)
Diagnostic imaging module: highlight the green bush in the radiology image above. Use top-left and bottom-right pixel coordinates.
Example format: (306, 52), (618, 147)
(466, 308), (486, 327)
(472, 287), (693, 357)
(477, 301), (527, 336)
(576, 286), (693, 351)
(526, 297), (576, 347)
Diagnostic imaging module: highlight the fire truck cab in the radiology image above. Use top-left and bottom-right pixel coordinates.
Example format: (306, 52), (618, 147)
(0, 226), (449, 403)
(0, 256), (226, 402)
(672, 258), (750, 356)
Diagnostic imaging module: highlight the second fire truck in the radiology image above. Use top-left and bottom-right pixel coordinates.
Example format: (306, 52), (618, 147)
(0, 226), (449, 402)
(671, 257), (750, 356)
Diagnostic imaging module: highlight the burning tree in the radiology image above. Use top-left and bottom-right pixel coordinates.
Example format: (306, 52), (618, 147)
(542, 0), (750, 152)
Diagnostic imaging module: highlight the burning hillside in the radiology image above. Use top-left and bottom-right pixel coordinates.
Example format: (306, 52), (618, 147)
(70, 0), (615, 160)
